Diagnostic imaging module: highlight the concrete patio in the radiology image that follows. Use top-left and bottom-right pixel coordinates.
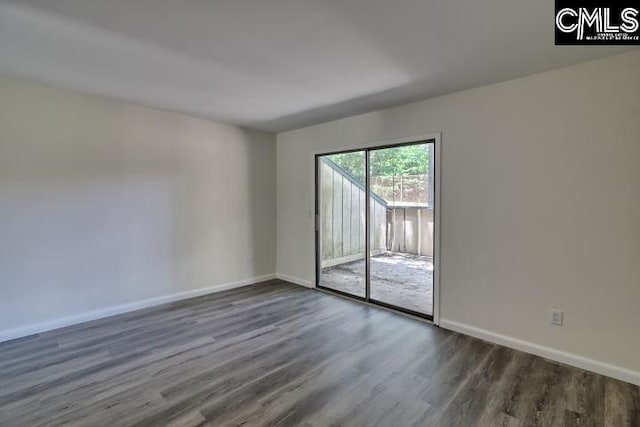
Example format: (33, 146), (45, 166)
(319, 253), (433, 315)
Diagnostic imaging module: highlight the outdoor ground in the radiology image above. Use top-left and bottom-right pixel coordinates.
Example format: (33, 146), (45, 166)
(319, 253), (433, 315)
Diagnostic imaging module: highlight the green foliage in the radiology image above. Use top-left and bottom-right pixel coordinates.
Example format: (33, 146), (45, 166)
(327, 152), (366, 183)
(370, 144), (429, 177)
(327, 145), (430, 183)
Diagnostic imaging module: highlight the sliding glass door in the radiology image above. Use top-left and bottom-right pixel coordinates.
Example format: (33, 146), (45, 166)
(316, 140), (436, 319)
(368, 144), (434, 316)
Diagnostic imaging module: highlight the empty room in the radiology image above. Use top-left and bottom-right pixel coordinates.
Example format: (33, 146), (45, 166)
(0, 0), (639, 426)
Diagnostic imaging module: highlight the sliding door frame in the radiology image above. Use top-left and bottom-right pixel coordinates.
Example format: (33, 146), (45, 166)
(314, 134), (441, 324)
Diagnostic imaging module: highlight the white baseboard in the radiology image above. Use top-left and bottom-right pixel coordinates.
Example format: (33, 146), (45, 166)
(0, 273), (276, 344)
(276, 272), (314, 288)
(439, 319), (640, 386)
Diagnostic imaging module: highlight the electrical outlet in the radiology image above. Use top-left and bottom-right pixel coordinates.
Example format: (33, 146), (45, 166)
(247, 256), (254, 266)
(551, 309), (563, 326)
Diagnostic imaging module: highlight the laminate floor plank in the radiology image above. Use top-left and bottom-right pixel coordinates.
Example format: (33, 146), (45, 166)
(0, 280), (637, 426)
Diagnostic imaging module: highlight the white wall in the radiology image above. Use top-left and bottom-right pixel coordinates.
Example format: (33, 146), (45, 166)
(0, 75), (276, 336)
(277, 51), (640, 380)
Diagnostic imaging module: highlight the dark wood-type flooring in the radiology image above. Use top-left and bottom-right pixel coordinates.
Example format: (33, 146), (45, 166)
(0, 280), (638, 426)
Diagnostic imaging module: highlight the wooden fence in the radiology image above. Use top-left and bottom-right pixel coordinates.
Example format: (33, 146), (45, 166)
(386, 207), (434, 257)
(320, 159), (434, 268)
(320, 158), (387, 268)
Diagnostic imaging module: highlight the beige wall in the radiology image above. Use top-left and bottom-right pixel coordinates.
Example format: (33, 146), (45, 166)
(277, 51), (640, 377)
(0, 75), (276, 334)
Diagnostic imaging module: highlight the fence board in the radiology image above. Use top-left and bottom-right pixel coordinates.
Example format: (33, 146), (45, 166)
(386, 207), (434, 256)
(350, 182), (361, 256)
(342, 178), (352, 255)
(332, 170), (343, 258)
(404, 208), (418, 254)
(359, 189), (366, 253)
(321, 162), (334, 259)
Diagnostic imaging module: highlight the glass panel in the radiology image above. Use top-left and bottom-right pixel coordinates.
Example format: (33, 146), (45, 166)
(318, 151), (366, 298)
(369, 143), (434, 315)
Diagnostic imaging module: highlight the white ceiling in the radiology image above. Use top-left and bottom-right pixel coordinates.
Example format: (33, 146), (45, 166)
(0, 0), (633, 132)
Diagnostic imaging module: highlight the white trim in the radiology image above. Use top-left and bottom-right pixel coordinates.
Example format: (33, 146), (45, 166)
(0, 274), (276, 344)
(276, 273), (314, 288)
(439, 319), (640, 386)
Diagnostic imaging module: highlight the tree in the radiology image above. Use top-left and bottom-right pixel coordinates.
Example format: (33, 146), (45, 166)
(327, 145), (429, 182)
